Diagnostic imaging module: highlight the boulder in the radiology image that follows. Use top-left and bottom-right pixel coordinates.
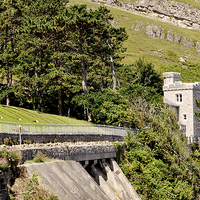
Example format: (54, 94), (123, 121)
(182, 37), (194, 48)
(135, 21), (144, 31)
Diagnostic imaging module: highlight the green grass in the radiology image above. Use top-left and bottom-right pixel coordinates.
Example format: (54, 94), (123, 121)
(0, 104), (91, 124)
(69, 0), (200, 72)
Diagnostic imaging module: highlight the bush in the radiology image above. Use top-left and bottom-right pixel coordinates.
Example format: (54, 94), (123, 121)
(33, 151), (48, 163)
(11, 171), (58, 200)
(0, 157), (9, 171)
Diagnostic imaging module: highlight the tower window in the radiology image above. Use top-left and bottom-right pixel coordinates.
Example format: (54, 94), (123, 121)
(176, 94), (182, 102)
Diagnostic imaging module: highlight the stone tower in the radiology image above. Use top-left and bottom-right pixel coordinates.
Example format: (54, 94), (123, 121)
(163, 72), (200, 142)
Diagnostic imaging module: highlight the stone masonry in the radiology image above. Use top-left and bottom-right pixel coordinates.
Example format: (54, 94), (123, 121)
(5, 142), (117, 164)
(0, 132), (124, 144)
(163, 72), (200, 142)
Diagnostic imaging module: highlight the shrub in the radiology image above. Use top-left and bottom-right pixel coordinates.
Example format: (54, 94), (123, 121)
(33, 151), (48, 163)
(0, 157), (9, 171)
(11, 171), (58, 200)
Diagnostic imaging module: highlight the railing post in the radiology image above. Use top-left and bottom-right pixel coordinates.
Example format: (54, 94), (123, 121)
(19, 125), (22, 145)
(28, 123), (30, 133)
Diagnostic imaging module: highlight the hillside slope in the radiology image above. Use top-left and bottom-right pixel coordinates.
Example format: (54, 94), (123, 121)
(0, 105), (90, 124)
(69, 0), (200, 79)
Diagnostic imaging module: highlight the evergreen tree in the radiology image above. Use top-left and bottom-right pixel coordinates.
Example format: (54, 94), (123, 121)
(0, 0), (23, 105)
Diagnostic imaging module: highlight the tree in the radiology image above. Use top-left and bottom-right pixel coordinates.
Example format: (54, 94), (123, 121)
(15, 0), (68, 112)
(0, 0), (23, 105)
(116, 100), (200, 199)
(119, 58), (163, 94)
(98, 26), (128, 90)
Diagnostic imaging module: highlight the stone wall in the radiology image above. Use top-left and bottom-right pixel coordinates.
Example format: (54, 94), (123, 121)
(0, 132), (124, 144)
(13, 142), (117, 163)
(0, 170), (9, 200)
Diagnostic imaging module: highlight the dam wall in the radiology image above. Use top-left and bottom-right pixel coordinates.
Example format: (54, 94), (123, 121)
(22, 159), (141, 200)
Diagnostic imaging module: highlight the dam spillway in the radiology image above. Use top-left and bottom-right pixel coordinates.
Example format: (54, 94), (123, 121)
(22, 159), (141, 200)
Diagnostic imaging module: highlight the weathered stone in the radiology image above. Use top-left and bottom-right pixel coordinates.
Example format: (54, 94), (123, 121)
(146, 25), (165, 39)
(182, 37), (194, 48)
(93, 0), (200, 31)
(146, 25), (159, 38)
(107, 0), (115, 5)
(167, 29), (174, 42)
(135, 21), (144, 31)
(196, 42), (200, 53)
(174, 34), (181, 44)
(160, 30), (166, 40)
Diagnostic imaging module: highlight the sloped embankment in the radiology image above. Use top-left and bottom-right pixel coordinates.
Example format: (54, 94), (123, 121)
(22, 159), (141, 200)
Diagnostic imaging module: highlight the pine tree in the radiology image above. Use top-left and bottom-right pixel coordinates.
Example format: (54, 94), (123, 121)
(0, 0), (23, 105)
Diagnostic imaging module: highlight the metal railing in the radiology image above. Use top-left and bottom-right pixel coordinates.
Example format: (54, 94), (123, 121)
(0, 121), (129, 136)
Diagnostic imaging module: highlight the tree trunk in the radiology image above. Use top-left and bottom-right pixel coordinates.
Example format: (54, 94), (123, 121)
(107, 39), (117, 90)
(81, 58), (89, 95)
(5, 24), (11, 106)
(58, 90), (62, 116)
(110, 55), (117, 90)
(6, 73), (12, 106)
(78, 46), (89, 95)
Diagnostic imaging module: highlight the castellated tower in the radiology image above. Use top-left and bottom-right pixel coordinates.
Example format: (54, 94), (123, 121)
(163, 72), (200, 142)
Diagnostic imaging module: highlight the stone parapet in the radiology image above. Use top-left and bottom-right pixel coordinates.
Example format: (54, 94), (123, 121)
(6, 142), (117, 163)
(0, 132), (124, 144)
(163, 72), (181, 79)
(163, 82), (200, 91)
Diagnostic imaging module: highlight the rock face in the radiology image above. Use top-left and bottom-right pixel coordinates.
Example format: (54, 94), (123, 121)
(134, 0), (200, 30)
(92, 0), (200, 31)
(134, 21), (199, 50)
(0, 170), (9, 200)
(146, 25), (165, 39)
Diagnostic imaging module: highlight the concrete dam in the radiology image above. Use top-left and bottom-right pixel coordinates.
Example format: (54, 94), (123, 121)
(17, 142), (141, 200)
(23, 159), (141, 200)
(1, 130), (141, 199)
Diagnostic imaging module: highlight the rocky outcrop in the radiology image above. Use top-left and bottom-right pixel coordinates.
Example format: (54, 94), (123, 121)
(146, 25), (165, 39)
(196, 42), (200, 53)
(133, 21), (200, 53)
(92, 0), (200, 31)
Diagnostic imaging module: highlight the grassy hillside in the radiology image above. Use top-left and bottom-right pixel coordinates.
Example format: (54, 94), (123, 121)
(69, 0), (200, 74)
(0, 105), (90, 124)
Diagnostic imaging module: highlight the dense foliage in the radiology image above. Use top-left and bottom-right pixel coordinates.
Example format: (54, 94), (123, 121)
(1, 1), (200, 199)
(0, 0), (127, 116)
(115, 101), (200, 199)
(0, 147), (21, 184)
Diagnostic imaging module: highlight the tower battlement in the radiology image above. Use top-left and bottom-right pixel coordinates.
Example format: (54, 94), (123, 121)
(163, 72), (181, 85)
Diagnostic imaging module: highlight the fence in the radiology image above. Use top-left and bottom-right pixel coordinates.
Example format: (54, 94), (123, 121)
(0, 121), (129, 137)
